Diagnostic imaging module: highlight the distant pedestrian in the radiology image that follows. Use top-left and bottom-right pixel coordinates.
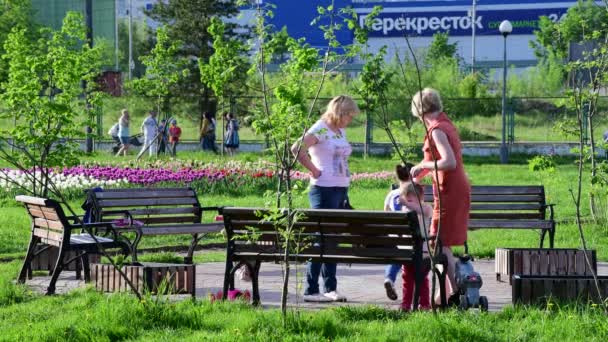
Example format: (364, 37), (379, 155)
(168, 119), (182, 157)
(140, 110), (158, 157)
(115, 109), (130, 157)
(157, 119), (169, 154)
(224, 112), (240, 156)
(603, 130), (608, 159)
(200, 111), (218, 153)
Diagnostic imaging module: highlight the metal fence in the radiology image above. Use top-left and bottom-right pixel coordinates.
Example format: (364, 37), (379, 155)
(96, 95), (608, 146)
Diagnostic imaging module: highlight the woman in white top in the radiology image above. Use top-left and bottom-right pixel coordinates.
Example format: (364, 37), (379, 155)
(291, 95), (360, 303)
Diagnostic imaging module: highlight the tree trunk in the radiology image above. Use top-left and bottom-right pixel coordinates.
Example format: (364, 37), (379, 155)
(588, 101), (599, 221)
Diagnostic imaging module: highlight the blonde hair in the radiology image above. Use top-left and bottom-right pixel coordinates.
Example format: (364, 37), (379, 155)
(411, 88), (443, 119)
(321, 95), (360, 126)
(119, 109), (129, 126)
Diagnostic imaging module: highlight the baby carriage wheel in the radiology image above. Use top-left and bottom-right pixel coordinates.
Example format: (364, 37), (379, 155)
(479, 296), (489, 312)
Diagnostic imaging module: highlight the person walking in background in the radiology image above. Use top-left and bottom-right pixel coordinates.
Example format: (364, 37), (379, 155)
(291, 95), (360, 303)
(409, 87), (471, 306)
(224, 112), (240, 156)
(168, 119), (182, 157)
(157, 119), (169, 155)
(200, 111), (218, 154)
(140, 110), (158, 157)
(115, 109), (130, 157)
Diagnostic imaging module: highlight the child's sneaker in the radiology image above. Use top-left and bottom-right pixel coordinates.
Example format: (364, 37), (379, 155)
(384, 279), (398, 300)
(303, 293), (333, 302)
(323, 291), (347, 302)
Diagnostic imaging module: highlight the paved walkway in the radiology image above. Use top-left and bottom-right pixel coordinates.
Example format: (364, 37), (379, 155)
(26, 256), (608, 312)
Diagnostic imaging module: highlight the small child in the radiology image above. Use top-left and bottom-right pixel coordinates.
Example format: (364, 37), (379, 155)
(399, 181), (433, 311)
(382, 163), (414, 301)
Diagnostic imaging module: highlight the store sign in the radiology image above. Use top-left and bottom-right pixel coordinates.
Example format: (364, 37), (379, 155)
(359, 8), (569, 37)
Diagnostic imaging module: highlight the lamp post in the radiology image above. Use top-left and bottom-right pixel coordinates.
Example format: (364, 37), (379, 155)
(471, 0), (477, 73)
(499, 20), (512, 164)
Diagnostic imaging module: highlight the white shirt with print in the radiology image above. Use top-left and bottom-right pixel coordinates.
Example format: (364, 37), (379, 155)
(307, 120), (352, 187)
(142, 116), (158, 137)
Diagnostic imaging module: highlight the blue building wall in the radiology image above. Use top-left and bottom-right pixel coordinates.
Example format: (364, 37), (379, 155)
(264, 0), (353, 48)
(260, 0), (587, 66)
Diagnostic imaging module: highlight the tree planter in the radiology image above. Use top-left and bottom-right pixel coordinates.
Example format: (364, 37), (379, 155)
(30, 244), (100, 272)
(91, 262), (195, 297)
(495, 248), (597, 284)
(512, 275), (608, 304)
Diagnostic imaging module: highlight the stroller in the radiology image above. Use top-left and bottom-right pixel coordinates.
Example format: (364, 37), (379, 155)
(111, 133), (143, 154)
(454, 255), (489, 311)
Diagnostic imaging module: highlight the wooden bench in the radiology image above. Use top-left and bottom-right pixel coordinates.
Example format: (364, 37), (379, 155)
(417, 185), (555, 252)
(220, 207), (447, 307)
(16, 195), (130, 295)
(85, 187), (223, 263)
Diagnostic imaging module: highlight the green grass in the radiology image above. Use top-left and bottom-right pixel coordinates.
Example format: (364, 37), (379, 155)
(1, 154), (608, 339)
(0, 257), (606, 341)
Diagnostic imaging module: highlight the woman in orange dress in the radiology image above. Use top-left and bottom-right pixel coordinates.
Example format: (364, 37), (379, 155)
(409, 88), (471, 304)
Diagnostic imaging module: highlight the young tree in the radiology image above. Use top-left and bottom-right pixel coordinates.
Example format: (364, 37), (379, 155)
(551, 0), (608, 312)
(145, 0), (243, 110)
(0, 0), (40, 84)
(129, 25), (188, 119)
(199, 17), (249, 153)
(532, 0), (608, 60)
(0, 11), (143, 298)
(426, 31), (459, 66)
(0, 11), (103, 196)
(236, 0), (369, 316)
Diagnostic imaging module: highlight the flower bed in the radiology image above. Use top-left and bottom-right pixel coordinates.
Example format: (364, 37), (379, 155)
(0, 160), (396, 201)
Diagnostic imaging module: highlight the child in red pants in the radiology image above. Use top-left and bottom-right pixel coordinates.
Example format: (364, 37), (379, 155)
(398, 182), (433, 311)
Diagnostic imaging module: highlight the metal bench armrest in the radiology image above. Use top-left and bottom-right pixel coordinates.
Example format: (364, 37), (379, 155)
(542, 203), (555, 221)
(200, 206), (221, 212)
(65, 215), (84, 225)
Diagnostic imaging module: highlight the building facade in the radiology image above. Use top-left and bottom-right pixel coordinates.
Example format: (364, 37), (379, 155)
(251, 0), (587, 68)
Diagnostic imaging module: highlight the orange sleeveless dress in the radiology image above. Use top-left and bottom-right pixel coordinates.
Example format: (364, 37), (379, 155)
(423, 112), (471, 247)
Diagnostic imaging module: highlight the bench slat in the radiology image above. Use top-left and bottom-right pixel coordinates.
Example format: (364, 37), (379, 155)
(27, 203), (61, 215)
(468, 220), (553, 229)
(27, 208), (61, 221)
(17, 196), (50, 206)
(97, 198), (198, 207)
(233, 233), (415, 246)
(33, 218), (65, 231)
(469, 195), (542, 202)
(102, 187), (194, 192)
(69, 234), (115, 245)
(232, 252), (415, 264)
(233, 244), (414, 259)
(132, 216), (198, 225)
(222, 207), (412, 221)
(95, 190), (196, 199)
(33, 228), (63, 242)
(469, 213), (542, 220)
(471, 203), (542, 211)
(228, 220), (415, 235)
(467, 186), (544, 194)
(139, 223), (223, 235)
(101, 207), (199, 216)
